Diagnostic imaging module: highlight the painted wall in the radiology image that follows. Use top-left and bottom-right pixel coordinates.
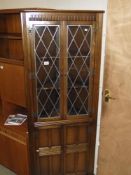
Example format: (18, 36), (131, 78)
(0, 0), (107, 10)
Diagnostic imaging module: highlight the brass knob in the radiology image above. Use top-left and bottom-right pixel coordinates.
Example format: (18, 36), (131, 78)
(105, 89), (116, 102)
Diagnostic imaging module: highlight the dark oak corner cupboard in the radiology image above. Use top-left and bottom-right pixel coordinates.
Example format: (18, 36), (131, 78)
(0, 9), (104, 175)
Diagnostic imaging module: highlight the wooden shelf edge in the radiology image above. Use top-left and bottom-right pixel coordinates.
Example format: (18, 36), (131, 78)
(0, 125), (27, 145)
(0, 8), (105, 14)
(0, 33), (22, 40)
(0, 57), (24, 66)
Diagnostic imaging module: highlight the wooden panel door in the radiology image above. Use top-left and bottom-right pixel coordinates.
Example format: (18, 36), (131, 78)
(37, 123), (90, 175)
(98, 1), (131, 175)
(0, 63), (26, 107)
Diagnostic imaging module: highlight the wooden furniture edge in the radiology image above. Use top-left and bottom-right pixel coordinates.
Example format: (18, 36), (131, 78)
(0, 8), (105, 14)
(0, 126), (27, 145)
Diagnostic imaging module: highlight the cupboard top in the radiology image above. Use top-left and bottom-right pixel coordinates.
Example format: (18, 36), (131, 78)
(0, 8), (104, 14)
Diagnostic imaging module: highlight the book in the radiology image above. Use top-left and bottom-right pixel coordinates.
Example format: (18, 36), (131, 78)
(4, 114), (27, 125)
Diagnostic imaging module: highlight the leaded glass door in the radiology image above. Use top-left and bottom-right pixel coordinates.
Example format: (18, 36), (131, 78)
(31, 21), (94, 119)
(33, 23), (60, 118)
(67, 24), (93, 116)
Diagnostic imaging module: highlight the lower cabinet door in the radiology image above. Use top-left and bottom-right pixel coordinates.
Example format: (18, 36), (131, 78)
(36, 122), (90, 175)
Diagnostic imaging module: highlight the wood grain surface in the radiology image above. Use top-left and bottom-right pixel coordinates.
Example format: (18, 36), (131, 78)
(98, 0), (131, 175)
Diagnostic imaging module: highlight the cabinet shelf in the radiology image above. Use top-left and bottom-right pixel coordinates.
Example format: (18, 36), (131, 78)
(68, 56), (90, 58)
(37, 86), (60, 90)
(43, 87), (59, 90)
(0, 57), (24, 65)
(0, 33), (22, 40)
(0, 101), (27, 134)
(39, 57), (59, 60)
(68, 85), (88, 89)
(37, 85), (88, 91)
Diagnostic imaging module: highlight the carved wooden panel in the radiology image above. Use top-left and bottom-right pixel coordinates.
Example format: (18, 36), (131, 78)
(29, 12), (96, 22)
(37, 123), (89, 175)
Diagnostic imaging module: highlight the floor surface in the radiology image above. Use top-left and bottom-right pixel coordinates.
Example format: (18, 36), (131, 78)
(0, 165), (16, 175)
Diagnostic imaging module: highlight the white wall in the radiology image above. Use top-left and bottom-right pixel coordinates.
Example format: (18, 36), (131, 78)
(0, 0), (108, 174)
(0, 0), (107, 10)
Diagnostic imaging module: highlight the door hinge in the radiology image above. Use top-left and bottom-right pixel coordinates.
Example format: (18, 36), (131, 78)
(93, 24), (98, 32)
(91, 69), (95, 76)
(28, 26), (33, 33)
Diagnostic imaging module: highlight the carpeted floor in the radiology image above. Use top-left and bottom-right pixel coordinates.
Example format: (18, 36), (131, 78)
(0, 165), (16, 175)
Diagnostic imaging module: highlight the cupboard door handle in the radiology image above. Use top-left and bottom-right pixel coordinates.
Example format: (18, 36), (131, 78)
(104, 89), (116, 102)
(0, 65), (4, 69)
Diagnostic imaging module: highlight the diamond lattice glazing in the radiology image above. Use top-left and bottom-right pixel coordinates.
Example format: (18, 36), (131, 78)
(34, 25), (60, 118)
(67, 25), (92, 115)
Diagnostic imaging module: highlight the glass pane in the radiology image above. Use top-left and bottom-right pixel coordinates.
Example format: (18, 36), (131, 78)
(67, 25), (92, 115)
(34, 25), (60, 118)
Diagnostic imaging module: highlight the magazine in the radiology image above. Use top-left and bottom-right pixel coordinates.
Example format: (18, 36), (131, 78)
(4, 114), (27, 125)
